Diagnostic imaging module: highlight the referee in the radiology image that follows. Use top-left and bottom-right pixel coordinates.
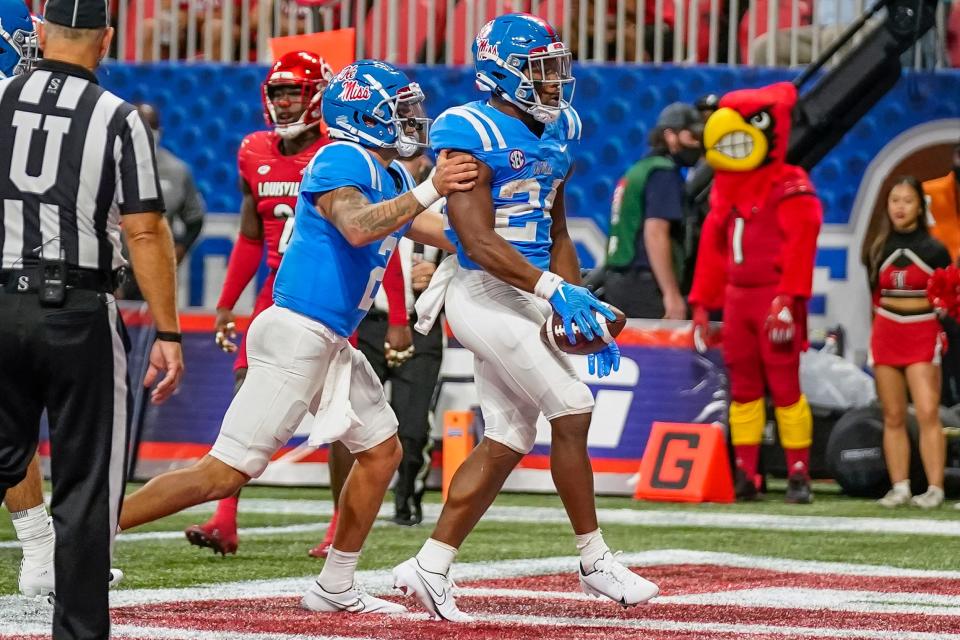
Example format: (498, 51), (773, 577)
(0, 2), (183, 638)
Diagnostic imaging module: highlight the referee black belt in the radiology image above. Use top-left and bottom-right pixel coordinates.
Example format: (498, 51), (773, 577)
(1, 267), (118, 294)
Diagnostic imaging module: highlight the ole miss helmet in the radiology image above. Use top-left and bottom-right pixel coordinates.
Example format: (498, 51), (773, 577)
(473, 13), (575, 124)
(322, 59), (431, 158)
(0, 0), (39, 78)
(262, 50), (334, 140)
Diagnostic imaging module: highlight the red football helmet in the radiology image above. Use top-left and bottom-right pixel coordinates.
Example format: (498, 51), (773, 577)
(262, 50), (334, 140)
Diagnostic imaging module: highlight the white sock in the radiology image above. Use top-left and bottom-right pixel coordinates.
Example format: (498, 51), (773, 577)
(11, 505), (55, 567)
(925, 485), (944, 499)
(892, 480), (911, 496)
(576, 528), (610, 572)
(318, 547), (360, 593)
(416, 538), (457, 576)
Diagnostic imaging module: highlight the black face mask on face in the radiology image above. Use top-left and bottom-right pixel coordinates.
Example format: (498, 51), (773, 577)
(672, 145), (702, 167)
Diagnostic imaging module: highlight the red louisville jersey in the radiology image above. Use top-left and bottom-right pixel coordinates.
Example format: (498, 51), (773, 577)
(237, 130), (329, 270)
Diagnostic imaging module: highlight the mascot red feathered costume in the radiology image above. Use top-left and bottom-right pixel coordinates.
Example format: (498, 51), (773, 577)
(688, 82), (823, 503)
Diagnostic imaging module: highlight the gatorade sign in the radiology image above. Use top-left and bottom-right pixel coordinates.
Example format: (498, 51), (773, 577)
(635, 422), (734, 503)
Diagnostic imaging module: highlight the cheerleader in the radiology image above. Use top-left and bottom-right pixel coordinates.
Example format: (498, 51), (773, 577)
(861, 176), (951, 508)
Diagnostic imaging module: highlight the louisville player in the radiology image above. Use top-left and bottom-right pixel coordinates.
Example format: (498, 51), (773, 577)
(184, 50), (333, 555)
(392, 14), (658, 621)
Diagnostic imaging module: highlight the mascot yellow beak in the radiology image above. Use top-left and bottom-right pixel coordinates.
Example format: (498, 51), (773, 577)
(703, 107), (768, 172)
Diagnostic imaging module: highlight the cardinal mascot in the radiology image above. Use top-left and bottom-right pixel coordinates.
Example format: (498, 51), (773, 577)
(689, 82), (822, 503)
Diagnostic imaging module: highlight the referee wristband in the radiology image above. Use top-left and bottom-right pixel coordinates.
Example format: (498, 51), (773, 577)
(411, 179), (442, 208)
(156, 331), (183, 344)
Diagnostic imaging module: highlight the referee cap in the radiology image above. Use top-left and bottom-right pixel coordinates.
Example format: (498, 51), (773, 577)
(44, 0), (109, 29)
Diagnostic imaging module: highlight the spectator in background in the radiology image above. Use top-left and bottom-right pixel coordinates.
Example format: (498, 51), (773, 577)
(861, 177), (950, 509)
(137, 0), (314, 62)
(604, 103), (703, 319)
(118, 103), (205, 299)
(746, 0), (844, 66)
(569, 0), (676, 61)
(924, 140), (960, 406)
(696, 93), (719, 123)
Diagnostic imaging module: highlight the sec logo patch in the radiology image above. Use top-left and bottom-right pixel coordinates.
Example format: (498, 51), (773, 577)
(509, 149), (525, 170)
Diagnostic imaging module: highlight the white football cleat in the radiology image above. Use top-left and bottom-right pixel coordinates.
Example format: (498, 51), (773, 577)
(301, 581), (407, 615)
(579, 552), (659, 607)
(392, 557), (473, 622)
(19, 561), (126, 599)
(109, 568), (125, 588)
(18, 559), (54, 598)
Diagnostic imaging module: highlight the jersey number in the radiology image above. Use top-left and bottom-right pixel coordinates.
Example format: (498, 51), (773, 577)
(494, 178), (561, 242)
(358, 235), (399, 312)
(732, 217), (745, 265)
(274, 203), (295, 255)
(9, 111), (71, 194)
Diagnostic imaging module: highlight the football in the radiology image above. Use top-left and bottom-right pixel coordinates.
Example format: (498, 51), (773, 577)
(541, 305), (627, 355)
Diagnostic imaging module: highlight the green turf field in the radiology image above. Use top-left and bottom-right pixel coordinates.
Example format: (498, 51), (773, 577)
(3, 481), (959, 595)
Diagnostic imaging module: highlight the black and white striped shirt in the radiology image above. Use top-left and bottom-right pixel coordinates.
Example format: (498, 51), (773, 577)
(0, 59), (164, 273)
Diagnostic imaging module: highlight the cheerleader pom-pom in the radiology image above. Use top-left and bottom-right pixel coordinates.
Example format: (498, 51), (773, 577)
(927, 266), (960, 320)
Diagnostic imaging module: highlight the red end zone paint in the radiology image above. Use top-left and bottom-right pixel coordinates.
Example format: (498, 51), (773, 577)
(95, 563), (960, 640)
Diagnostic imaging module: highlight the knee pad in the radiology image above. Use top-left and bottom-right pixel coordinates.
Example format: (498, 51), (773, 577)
(544, 380), (595, 419)
(775, 394), (813, 449)
(484, 420), (537, 455)
(730, 398), (766, 446)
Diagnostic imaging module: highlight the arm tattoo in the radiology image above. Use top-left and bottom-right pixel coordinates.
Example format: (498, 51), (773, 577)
(331, 188), (425, 240)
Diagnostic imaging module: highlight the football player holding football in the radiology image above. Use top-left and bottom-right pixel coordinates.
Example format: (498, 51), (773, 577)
(392, 13), (658, 622)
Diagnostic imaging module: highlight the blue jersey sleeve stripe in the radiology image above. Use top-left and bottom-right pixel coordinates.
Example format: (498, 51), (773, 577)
(323, 141), (380, 191)
(443, 108), (495, 152)
(462, 106), (507, 150)
(563, 108), (581, 141)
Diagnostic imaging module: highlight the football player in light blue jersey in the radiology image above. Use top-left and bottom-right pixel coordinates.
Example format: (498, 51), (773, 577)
(393, 14), (659, 621)
(116, 60), (477, 615)
(0, 0), (38, 79)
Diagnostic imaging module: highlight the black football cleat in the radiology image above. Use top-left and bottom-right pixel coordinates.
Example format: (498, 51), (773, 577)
(734, 468), (760, 501)
(785, 470), (813, 504)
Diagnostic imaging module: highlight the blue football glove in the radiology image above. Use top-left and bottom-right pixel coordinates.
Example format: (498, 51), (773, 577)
(588, 342), (621, 378)
(548, 281), (616, 345)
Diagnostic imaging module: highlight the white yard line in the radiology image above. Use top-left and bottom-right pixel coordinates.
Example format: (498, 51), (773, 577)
(4, 499), (957, 550)
(4, 550), (960, 638)
(3, 622), (382, 640)
(470, 613), (960, 640)
(7, 615), (960, 640)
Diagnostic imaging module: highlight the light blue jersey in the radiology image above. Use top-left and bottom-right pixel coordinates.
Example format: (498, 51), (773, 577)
(430, 100), (582, 271)
(273, 142), (415, 337)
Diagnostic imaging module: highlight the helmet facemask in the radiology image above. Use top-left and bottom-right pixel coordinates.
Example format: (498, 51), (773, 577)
(370, 83), (431, 157)
(266, 80), (326, 140)
(0, 23), (39, 78)
(511, 43), (575, 123)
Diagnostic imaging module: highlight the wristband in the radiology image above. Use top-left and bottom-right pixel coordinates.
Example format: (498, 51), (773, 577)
(156, 331), (183, 343)
(411, 179), (442, 208)
(534, 271), (563, 300)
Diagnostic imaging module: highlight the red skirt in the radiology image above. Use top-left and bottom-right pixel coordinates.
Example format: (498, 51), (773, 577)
(870, 308), (945, 367)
